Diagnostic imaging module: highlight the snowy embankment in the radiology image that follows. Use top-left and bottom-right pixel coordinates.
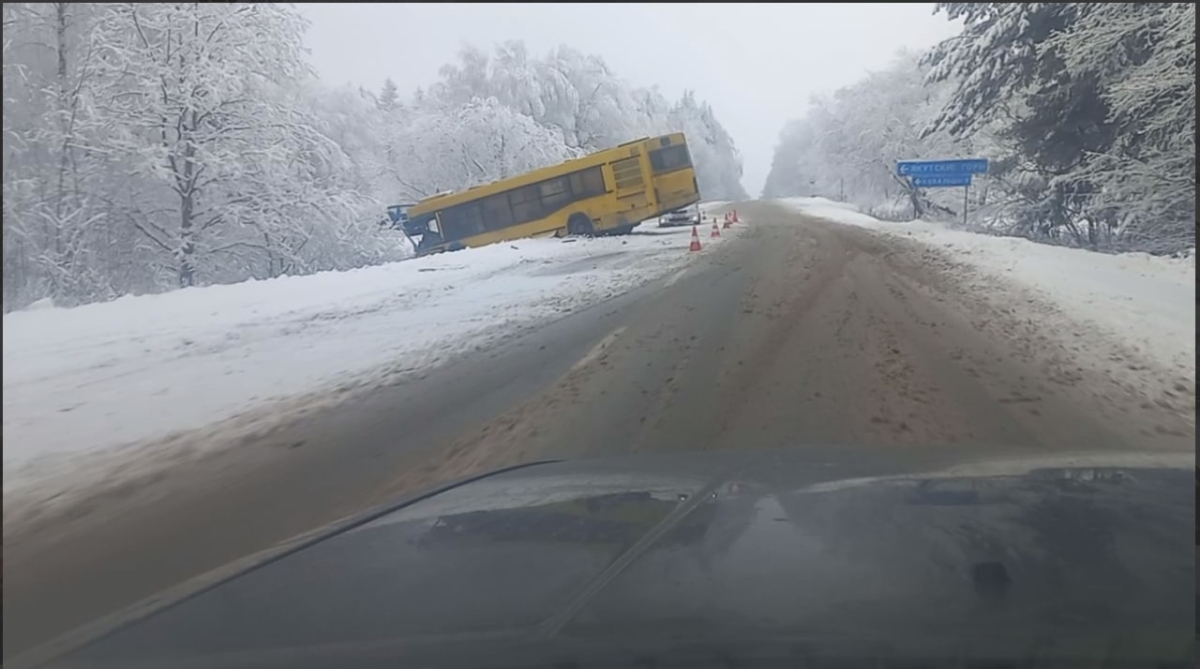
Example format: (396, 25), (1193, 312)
(783, 197), (1195, 394)
(3, 208), (735, 522)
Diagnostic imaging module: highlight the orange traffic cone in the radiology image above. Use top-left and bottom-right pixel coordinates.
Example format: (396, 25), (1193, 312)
(731, 209), (739, 223)
(711, 220), (721, 238)
(689, 225), (703, 252)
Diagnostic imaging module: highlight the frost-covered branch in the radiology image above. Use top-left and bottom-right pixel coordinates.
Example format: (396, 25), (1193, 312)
(4, 25), (747, 310)
(764, 3), (1193, 253)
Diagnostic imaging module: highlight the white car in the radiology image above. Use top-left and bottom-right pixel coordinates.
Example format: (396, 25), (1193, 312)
(658, 204), (702, 227)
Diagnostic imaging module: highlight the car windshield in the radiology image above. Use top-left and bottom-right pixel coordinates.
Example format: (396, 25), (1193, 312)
(2, 2), (1193, 668)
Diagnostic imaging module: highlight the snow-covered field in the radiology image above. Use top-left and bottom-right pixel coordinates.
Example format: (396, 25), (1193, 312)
(783, 197), (1196, 388)
(3, 210), (736, 517)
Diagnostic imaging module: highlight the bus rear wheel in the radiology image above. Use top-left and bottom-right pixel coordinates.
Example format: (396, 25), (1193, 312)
(567, 213), (595, 237)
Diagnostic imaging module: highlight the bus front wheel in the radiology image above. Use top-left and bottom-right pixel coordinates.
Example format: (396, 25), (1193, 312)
(567, 213), (595, 237)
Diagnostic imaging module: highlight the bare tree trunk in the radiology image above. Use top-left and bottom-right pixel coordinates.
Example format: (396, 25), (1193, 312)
(177, 8), (200, 288)
(179, 190), (195, 287)
(264, 231), (278, 278)
(178, 99), (198, 287)
(52, 2), (70, 260)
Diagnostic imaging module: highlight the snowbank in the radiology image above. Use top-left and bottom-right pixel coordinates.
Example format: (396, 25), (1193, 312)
(3, 226), (732, 508)
(782, 197), (1196, 382)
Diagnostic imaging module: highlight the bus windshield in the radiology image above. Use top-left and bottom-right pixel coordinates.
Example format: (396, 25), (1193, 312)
(649, 144), (692, 174)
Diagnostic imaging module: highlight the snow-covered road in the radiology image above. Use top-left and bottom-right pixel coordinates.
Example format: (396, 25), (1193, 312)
(783, 197), (1196, 405)
(6, 200), (1192, 659)
(2, 209), (737, 507)
(5, 196), (1192, 534)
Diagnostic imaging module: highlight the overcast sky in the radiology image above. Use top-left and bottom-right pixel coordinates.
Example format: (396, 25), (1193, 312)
(296, 3), (962, 197)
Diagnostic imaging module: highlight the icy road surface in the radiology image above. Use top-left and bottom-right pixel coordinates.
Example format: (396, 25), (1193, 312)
(5, 201), (1192, 658)
(2, 210), (736, 517)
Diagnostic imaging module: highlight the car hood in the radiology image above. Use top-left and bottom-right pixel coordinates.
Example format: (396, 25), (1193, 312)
(20, 449), (1195, 669)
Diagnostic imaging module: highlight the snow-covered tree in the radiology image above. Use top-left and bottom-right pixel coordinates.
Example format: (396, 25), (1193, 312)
(377, 77), (399, 112)
(665, 91), (747, 201)
(424, 40), (748, 200)
(930, 2), (1193, 251)
(388, 97), (578, 200)
(761, 119), (813, 199)
(540, 45), (640, 152)
(923, 3), (1126, 248)
(2, 2), (144, 307)
(3, 24), (749, 311)
(87, 3), (345, 287)
(1046, 3), (1195, 251)
(762, 51), (972, 217)
(766, 3), (1193, 253)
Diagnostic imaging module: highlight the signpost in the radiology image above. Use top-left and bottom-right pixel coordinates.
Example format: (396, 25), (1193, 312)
(896, 158), (989, 226)
(896, 158), (989, 177)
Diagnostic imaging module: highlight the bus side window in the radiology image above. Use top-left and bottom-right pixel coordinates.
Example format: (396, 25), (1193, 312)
(540, 176), (571, 212)
(465, 205), (485, 235)
(510, 184), (543, 224)
(480, 193), (514, 230)
(570, 166), (606, 199)
(442, 203), (485, 240)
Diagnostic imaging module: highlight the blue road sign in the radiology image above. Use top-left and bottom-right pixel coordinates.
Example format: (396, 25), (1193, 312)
(910, 174), (972, 188)
(896, 158), (988, 177)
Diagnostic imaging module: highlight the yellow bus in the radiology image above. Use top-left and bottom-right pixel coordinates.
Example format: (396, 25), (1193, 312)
(397, 133), (701, 256)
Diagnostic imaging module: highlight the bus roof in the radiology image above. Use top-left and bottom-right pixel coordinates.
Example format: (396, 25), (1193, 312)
(408, 132), (687, 216)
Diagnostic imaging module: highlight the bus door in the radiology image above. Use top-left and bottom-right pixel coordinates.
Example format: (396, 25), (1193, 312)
(610, 149), (649, 216)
